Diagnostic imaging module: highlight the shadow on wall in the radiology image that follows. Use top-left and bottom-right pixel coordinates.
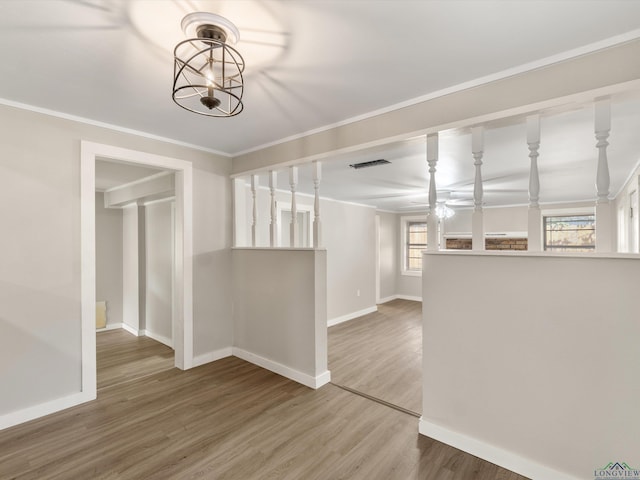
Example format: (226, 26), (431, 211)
(192, 249), (233, 355)
(0, 280), (81, 415)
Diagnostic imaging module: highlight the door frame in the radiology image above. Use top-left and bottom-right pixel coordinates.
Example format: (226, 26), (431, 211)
(81, 141), (193, 399)
(630, 188), (639, 253)
(375, 214), (381, 304)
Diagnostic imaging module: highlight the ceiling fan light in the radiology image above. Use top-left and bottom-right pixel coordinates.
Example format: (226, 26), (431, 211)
(434, 203), (455, 219)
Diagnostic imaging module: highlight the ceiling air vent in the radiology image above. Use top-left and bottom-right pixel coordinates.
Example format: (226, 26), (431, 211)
(349, 159), (390, 169)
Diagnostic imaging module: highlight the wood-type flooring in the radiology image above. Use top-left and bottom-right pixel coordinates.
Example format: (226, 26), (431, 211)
(329, 299), (422, 414)
(0, 322), (529, 479)
(97, 329), (174, 390)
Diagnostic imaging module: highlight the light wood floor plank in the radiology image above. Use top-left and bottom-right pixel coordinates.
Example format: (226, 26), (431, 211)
(0, 324), (529, 479)
(328, 299), (422, 414)
(97, 329), (175, 390)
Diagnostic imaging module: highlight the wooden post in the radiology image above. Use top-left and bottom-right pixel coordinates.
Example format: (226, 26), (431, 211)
(269, 170), (277, 247)
(312, 161), (322, 248)
(527, 115), (542, 252)
(595, 99), (612, 252)
(427, 134), (439, 251)
(250, 174), (259, 247)
(471, 126), (485, 251)
(289, 166), (298, 248)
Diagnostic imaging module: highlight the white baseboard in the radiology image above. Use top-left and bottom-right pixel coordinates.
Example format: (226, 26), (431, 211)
(192, 347), (233, 368)
(141, 329), (173, 348)
(233, 347), (331, 389)
(0, 391), (95, 431)
(418, 418), (580, 480)
(328, 306), (377, 327)
(121, 323), (141, 336)
(313, 370), (331, 388)
(378, 295), (423, 304)
(96, 322), (123, 332)
(396, 294), (422, 302)
(378, 295), (398, 304)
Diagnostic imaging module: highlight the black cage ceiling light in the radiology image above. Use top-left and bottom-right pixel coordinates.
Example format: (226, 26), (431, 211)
(172, 12), (245, 117)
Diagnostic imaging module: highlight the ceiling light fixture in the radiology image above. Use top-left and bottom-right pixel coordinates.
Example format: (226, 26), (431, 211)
(172, 12), (245, 117)
(434, 202), (455, 219)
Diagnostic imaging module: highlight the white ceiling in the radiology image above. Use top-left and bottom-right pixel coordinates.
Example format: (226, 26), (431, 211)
(281, 96), (640, 211)
(2, 1), (640, 211)
(95, 159), (164, 191)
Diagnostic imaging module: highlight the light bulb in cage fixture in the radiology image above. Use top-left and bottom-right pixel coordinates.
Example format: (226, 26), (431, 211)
(173, 12), (245, 117)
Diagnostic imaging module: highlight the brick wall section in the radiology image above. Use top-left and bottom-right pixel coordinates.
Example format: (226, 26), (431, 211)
(445, 238), (528, 250)
(486, 238), (528, 250)
(445, 238), (472, 250)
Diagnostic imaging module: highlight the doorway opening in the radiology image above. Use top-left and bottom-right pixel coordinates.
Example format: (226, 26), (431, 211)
(95, 159), (177, 389)
(80, 142), (193, 400)
(277, 202), (312, 247)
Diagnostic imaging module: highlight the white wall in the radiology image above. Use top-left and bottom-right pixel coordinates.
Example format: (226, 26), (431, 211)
(443, 206), (528, 234)
(97, 187), (175, 343)
(444, 203), (603, 236)
(323, 200), (376, 321)
(0, 103), (232, 424)
(483, 206), (527, 233)
(396, 275), (422, 300)
(137, 205), (146, 330)
(377, 212), (397, 301)
(391, 203), (601, 301)
(122, 204), (139, 333)
(244, 186), (312, 248)
(420, 251), (640, 480)
(144, 200), (174, 346)
(241, 184), (377, 323)
(95, 192), (123, 327)
(0, 115), (82, 413)
(615, 164), (640, 253)
(189, 160), (233, 360)
(232, 248), (329, 388)
(441, 209), (472, 234)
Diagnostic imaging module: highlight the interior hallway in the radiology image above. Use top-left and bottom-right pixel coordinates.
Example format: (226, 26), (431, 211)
(329, 299), (422, 415)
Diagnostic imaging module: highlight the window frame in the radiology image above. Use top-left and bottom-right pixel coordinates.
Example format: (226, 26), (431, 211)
(400, 215), (427, 276)
(542, 210), (596, 253)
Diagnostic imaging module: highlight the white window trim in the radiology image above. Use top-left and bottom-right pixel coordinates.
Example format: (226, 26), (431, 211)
(400, 215), (427, 277)
(541, 207), (595, 217)
(541, 208), (596, 252)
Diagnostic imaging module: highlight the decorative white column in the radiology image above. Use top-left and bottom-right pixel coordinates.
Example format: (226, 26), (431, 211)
(471, 126), (485, 251)
(269, 170), (277, 247)
(250, 174), (259, 247)
(232, 177), (247, 247)
(312, 161), (322, 248)
(527, 115), (542, 252)
(595, 98), (612, 252)
(426, 134), (439, 251)
(289, 166), (298, 247)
